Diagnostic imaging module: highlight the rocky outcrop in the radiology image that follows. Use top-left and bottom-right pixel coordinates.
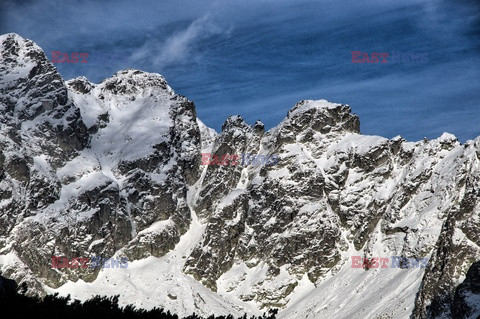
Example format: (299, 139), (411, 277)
(451, 261), (480, 318)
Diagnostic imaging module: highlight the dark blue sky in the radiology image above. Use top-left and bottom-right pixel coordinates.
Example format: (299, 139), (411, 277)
(1, 0), (479, 141)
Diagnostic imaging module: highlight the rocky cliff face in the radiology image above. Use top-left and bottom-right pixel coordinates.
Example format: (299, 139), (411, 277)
(0, 33), (200, 292)
(0, 33), (479, 319)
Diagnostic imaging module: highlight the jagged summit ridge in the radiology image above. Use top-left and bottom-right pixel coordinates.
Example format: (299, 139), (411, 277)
(283, 99), (360, 133)
(0, 33), (67, 120)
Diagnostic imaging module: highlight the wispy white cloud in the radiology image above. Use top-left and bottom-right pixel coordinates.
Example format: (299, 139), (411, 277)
(130, 15), (227, 68)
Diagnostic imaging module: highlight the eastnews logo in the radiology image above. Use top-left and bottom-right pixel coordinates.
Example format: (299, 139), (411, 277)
(351, 51), (429, 64)
(201, 153), (279, 166)
(51, 51), (89, 63)
(351, 256), (429, 269)
(51, 256), (128, 269)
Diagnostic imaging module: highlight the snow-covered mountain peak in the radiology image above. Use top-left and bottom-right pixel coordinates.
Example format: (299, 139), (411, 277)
(268, 99), (360, 143)
(287, 99), (341, 115)
(66, 76), (94, 94)
(0, 33), (45, 63)
(97, 69), (172, 97)
(0, 33), (67, 120)
(221, 115), (251, 132)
